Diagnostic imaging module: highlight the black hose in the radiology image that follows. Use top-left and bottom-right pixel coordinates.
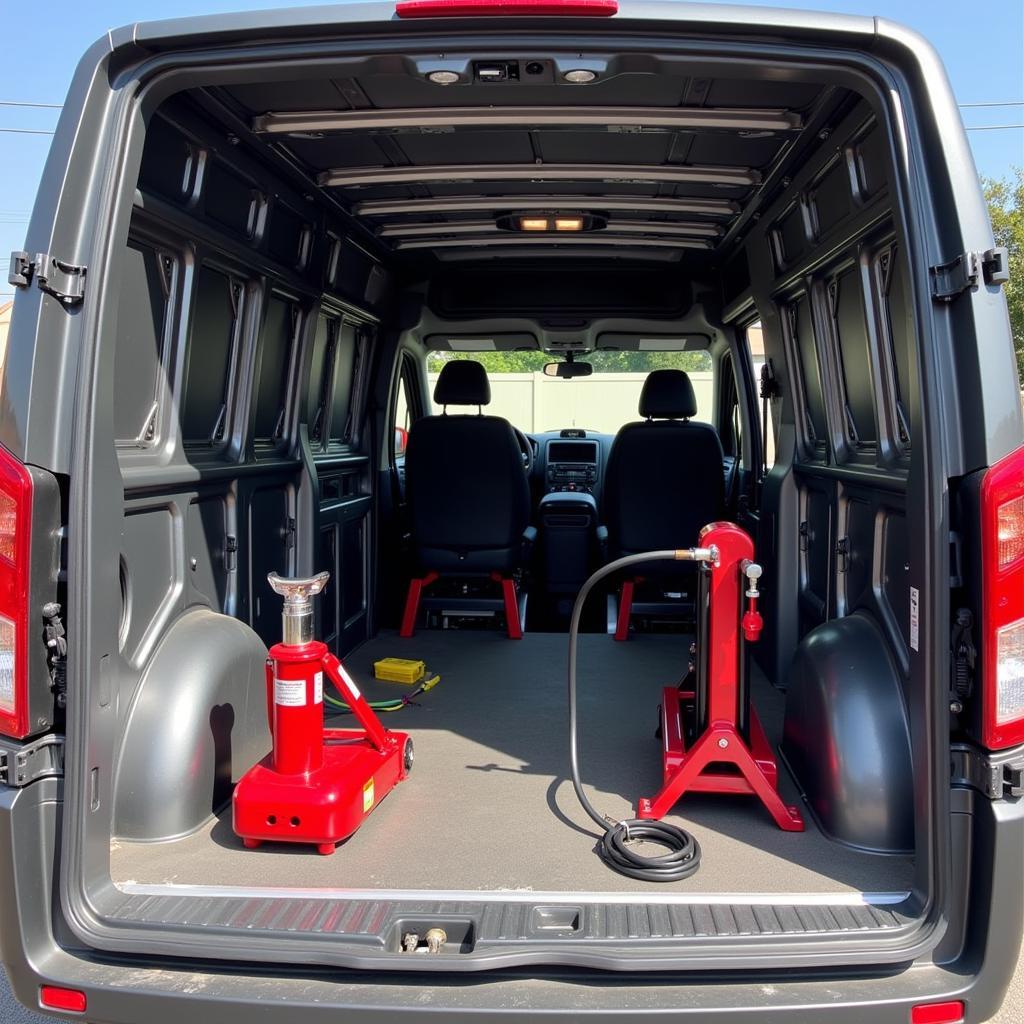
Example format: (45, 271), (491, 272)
(568, 551), (702, 882)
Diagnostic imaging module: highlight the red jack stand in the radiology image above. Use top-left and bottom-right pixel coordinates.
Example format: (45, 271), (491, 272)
(400, 571), (522, 639)
(636, 522), (804, 832)
(234, 573), (412, 855)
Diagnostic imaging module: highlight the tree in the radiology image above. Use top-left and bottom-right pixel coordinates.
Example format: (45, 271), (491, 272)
(426, 349), (711, 374)
(984, 169), (1024, 383)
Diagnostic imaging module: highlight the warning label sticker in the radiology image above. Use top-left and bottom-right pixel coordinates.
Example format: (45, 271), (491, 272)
(363, 778), (374, 813)
(313, 671), (323, 705)
(339, 665), (361, 701)
(274, 676), (306, 707)
(910, 586), (920, 652)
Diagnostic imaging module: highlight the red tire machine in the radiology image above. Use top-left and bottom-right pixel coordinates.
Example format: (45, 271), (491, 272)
(233, 572), (413, 856)
(637, 522), (804, 831)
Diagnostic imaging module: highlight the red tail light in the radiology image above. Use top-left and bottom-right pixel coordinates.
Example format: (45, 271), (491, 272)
(910, 1000), (964, 1024)
(0, 443), (33, 739)
(397, 0), (618, 17)
(980, 443), (1024, 750)
(40, 986), (87, 1014)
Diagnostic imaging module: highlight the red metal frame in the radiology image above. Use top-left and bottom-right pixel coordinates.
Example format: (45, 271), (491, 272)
(636, 522), (804, 831)
(234, 641), (410, 855)
(614, 579), (635, 641)
(399, 571), (522, 638)
(400, 571), (439, 637)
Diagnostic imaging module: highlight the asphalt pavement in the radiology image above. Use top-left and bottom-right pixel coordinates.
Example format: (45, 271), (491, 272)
(4, 953), (1023, 1022)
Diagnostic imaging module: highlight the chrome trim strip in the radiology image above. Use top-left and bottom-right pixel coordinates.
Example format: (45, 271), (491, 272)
(395, 235), (713, 251)
(118, 881), (911, 907)
(356, 195), (739, 217)
(379, 220), (723, 239)
(254, 106), (803, 135)
(319, 163), (760, 188)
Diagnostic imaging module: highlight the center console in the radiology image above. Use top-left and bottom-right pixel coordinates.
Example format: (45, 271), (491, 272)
(545, 438), (599, 493)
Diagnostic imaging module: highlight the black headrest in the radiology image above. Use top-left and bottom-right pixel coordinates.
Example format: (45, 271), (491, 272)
(638, 369), (698, 419)
(434, 360), (491, 407)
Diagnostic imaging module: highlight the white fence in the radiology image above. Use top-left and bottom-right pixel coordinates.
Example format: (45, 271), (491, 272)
(428, 371), (714, 434)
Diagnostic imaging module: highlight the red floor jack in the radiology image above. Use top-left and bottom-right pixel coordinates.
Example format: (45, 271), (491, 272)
(637, 522), (804, 831)
(233, 573), (413, 855)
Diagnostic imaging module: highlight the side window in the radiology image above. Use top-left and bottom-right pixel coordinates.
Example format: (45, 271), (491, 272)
(391, 357), (421, 462)
(745, 322), (777, 471)
(717, 353), (742, 460)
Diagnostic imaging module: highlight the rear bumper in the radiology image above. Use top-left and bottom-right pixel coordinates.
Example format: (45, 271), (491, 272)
(1, 781), (1020, 1023)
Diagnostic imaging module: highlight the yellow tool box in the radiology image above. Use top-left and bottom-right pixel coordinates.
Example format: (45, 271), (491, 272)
(373, 657), (426, 685)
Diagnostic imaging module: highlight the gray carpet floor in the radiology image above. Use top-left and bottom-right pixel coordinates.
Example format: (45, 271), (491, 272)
(112, 630), (914, 894)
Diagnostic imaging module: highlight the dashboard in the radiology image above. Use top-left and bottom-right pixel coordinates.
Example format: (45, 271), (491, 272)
(526, 430), (615, 499)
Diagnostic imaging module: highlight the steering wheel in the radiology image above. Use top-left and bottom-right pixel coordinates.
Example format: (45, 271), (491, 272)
(513, 427), (535, 473)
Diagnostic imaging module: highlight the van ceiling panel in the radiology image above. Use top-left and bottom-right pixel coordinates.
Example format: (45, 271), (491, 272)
(212, 63), (844, 267)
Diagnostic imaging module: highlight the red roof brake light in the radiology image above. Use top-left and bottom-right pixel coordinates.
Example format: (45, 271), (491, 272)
(397, 0), (618, 18)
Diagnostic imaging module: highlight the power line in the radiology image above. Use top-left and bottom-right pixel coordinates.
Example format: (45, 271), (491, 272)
(0, 101), (62, 109)
(0, 128), (54, 135)
(964, 124), (1024, 131)
(959, 101), (1024, 108)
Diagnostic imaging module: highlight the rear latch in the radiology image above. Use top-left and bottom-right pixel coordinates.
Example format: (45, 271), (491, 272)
(8, 251), (86, 306)
(930, 246), (1009, 302)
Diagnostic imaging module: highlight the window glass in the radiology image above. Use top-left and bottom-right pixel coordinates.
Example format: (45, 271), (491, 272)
(746, 322), (777, 470)
(424, 350), (713, 434)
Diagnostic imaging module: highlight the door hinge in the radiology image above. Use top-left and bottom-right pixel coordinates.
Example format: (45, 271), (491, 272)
(0, 733), (64, 788)
(8, 251), (87, 307)
(930, 246), (1009, 302)
(284, 517), (296, 549)
(951, 743), (1024, 800)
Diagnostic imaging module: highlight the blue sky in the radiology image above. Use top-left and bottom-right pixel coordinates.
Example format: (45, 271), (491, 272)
(1, 0), (1022, 298)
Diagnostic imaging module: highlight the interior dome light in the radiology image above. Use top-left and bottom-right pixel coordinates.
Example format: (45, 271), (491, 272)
(564, 69), (597, 83)
(519, 217), (551, 231)
(555, 217), (584, 231)
(427, 70), (460, 85)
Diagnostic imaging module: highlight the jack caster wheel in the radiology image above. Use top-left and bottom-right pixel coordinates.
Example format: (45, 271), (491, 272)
(317, 843), (336, 856)
(403, 737), (415, 775)
(243, 838), (261, 850)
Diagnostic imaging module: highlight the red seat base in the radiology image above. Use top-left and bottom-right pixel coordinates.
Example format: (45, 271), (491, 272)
(400, 572), (522, 638)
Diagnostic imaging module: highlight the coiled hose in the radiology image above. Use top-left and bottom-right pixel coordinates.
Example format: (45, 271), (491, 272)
(568, 551), (701, 882)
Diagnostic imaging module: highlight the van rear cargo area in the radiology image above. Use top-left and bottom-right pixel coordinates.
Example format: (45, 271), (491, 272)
(112, 632), (911, 897)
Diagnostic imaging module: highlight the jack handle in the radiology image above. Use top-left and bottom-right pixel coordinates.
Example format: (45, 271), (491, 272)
(740, 559), (764, 643)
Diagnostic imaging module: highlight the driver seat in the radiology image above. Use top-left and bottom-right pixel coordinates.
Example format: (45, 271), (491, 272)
(401, 360), (533, 637)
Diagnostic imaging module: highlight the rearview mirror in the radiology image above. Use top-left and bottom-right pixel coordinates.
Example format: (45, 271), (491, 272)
(544, 360), (593, 379)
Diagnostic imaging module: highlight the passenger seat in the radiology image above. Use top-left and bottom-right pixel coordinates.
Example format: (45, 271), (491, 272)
(400, 359), (533, 638)
(600, 368), (724, 638)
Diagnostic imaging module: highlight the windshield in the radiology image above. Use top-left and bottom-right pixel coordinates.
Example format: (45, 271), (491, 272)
(425, 351), (713, 434)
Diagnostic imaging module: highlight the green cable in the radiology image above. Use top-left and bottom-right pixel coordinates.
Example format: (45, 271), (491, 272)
(325, 673), (441, 714)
